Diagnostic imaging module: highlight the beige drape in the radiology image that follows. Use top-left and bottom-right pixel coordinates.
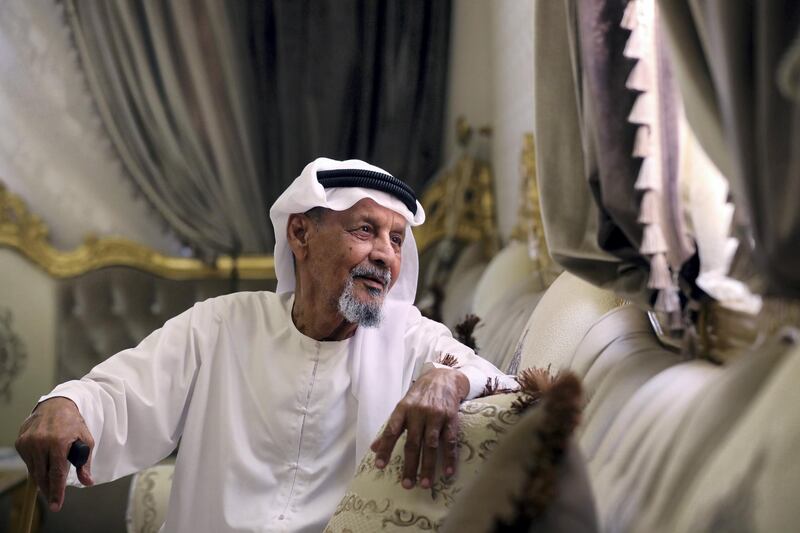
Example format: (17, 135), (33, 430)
(533, 0), (662, 307)
(65, 0), (272, 257)
(658, 0), (800, 298)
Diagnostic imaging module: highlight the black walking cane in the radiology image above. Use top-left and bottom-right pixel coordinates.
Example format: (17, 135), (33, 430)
(17, 440), (91, 533)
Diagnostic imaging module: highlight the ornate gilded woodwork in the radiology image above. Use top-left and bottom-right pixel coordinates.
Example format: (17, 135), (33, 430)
(2, 158), (498, 279)
(510, 133), (557, 285)
(0, 182), (274, 280)
(412, 155), (499, 257)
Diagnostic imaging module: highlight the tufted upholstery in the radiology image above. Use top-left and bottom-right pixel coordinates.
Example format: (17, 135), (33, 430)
(545, 290), (800, 532)
(56, 267), (275, 381)
(519, 271), (621, 372)
(472, 241), (541, 319)
(439, 243), (489, 330)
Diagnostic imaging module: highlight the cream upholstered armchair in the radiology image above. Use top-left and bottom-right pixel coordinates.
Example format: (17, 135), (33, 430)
(0, 181), (276, 532)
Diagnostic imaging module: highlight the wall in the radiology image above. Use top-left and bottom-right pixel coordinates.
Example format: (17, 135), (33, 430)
(444, 0), (536, 243)
(0, 250), (57, 446)
(0, 0), (180, 254)
(442, 0), (493, 165)
(490, 0), (536, 242)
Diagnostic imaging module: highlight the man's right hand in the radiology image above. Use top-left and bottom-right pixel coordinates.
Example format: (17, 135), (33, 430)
(15, 397), (95, 512)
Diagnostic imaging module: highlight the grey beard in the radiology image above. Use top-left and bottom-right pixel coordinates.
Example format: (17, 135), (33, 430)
(337, 264), (391, 328)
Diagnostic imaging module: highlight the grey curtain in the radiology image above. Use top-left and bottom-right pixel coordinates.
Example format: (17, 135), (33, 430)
(248, 0), (452, 194)
(534, 1), (647, 305)
(65, 0), (272, 257)
(534, 0), (629, 295)
(658, 0), (800, 298)
(533, 0), (694, 307)
(66, 1), (452, 256)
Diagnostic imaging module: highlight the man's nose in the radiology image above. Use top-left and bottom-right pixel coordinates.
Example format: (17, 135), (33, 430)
(369, 234), (394, 266)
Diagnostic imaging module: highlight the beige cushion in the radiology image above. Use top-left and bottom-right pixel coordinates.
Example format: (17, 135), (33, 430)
(126, 463), (174, 533)
(472, 241), (540, 318)
(473, 277), (544, 372)
(324, 393), (521, 532)
(568, 296), (800, 532)
(519, 271), (620, 371)
(441, 243), (488, 329)
(664, 331), (800, 532)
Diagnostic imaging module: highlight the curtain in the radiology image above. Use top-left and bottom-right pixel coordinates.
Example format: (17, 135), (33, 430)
(533, 0), (694, 309)
(248, 0), (451, 195)
(658, 0), (800, 298)
(66, 1), (452, 256)
(533, 0), (626, 297)
(65, 0), (272, 257)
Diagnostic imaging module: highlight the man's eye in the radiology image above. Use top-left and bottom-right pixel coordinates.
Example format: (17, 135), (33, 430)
(360, 225), (371, 233)
(391, 235), (402, 246)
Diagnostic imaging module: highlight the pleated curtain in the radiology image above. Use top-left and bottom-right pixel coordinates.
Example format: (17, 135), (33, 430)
(65, 0), (452, 257)
(533, 0), (693, 309)
(657, 0), (800, 298)
(65, 0), (272, 258)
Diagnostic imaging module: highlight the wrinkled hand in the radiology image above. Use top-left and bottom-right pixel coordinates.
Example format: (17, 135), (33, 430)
(370, 368), (469, 489)
(15, 397), (95, 511)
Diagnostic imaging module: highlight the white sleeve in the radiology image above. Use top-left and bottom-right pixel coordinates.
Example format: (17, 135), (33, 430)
(39, 300), (219, 485)
(405, 309), (518, 400)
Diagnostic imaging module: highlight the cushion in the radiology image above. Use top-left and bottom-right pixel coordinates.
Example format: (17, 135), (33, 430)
(441, 374), (597, 533)
(126, 462), (175, 533)
(472, 277), (544, 372)
(570, 300), (800, 531)
(441, 243), (489, 329)
(325, 370), (592, 532)
(472, 241), (541, 319)
(519, 271), (620, 371)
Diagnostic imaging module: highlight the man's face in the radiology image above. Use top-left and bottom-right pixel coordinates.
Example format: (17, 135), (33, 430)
(302, 198), (406, 323)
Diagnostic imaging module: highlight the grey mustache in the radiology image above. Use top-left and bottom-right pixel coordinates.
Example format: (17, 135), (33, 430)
(350, 264), (391, 287)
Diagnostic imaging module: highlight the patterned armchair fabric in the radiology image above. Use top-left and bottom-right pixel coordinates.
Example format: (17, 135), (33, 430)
(126, 463), (175, 533)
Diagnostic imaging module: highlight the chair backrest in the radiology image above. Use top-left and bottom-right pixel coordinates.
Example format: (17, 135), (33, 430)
(518, 271), (621, 372)
(472, 240), (540, 319)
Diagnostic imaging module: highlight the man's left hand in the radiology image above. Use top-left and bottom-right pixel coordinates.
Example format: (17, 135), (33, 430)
(370, 368), (469, 489)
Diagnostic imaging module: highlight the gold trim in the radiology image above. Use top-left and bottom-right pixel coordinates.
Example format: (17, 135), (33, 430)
(2, 163), (496, 280)
(0, 182), (274, 280)
(510, 133), (558, 285)
(412, 155), (498, 257)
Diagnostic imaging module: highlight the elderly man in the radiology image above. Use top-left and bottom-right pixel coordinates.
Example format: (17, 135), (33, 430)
(16, 158), (513, 532)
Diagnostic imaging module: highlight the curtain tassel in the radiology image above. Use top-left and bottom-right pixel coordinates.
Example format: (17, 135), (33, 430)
(634, 157), (660, 191)
(626, 59), (652, 92)
(655, 285), (681, 314)
(628, 92), (655, 125)
(633, 125), (651, 158)
(641, 223), (668, 255)
(637, 189), (659, 224)
(623, 24), (646, 60)
(647, 252), (672, 289)
(621, 0), (639, 31)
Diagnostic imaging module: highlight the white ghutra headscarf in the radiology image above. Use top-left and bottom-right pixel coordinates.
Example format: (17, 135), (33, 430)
(269, 157), (427, 465)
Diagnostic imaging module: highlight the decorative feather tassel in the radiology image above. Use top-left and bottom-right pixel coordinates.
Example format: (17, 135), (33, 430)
(633, 126), (651, 158)
(668, 309), (684, 330)
(634, 157), (661, 191)
(628, 92), (655, 125)
(655, 286), (682, 314)
(637, 189), (660, 224)
(647, 252), (672, 289)
(626, 59), (651, 92)
(641, 224), (668, 255)
(623, 25), (646, 59)
(621, 0), (639, 30)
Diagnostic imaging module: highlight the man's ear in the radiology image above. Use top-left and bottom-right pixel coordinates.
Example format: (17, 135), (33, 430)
(286, 213), (313, 262)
